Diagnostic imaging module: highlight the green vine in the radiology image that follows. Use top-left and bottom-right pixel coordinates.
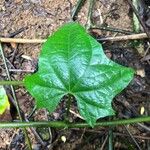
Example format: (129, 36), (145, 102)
(0, 116), (149, 128)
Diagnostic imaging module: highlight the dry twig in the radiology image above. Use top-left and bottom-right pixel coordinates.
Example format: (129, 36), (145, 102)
(0, 33), (148, 44)
(98, 33), (147, 42)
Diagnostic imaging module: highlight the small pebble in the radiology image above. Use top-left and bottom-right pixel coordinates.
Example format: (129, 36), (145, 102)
(21, 55), (32, 61)
(61, 136), (66, 143)
(32, 144), (41, 150)
(140, 106), (145, 115)
(136, 69), (145, 77)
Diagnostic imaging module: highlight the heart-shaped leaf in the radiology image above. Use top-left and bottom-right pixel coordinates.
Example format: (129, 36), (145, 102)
(24, 22), (134, 127)
(0, 86), (10, 115)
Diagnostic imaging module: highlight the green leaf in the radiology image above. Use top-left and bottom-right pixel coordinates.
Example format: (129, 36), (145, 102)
(0, 86), (10, 115)
(24, 22), (134, 127)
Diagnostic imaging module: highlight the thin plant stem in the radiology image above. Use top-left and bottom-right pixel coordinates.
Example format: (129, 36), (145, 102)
(71, 0), (86, 20)
(0, 116), (149, 129)
(100, 135), (108, 150)
(108, 129), (113, 150)
(0, 43), (32, 150)
(44, 109), (53, 144)
(114, 132), (150, 140)
(27, 106), (37, 119)
(137, 123), (150, 132)
(0, 80), (24, 86)
(124, 125), (142, 150)
(86, 0), (95, 29)
(66, 94), (72, 118)
(91, 25), (134, 35)
(127, 0), (150, 38)
(25, 117), (46, 146)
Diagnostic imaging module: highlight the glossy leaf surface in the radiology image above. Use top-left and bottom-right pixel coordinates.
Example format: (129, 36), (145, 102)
(24, 22), (134, 126)
(0, 86), (10, 115)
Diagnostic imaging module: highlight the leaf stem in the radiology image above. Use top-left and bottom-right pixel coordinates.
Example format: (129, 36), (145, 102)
(108, 129), (113, 150)
(0, 80), (24, 86)
(66, 94), (72, 118)
(0, 116), (149, 128)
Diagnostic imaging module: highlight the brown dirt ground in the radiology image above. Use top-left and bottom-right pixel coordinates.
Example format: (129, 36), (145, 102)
(0, 0), (150, 150)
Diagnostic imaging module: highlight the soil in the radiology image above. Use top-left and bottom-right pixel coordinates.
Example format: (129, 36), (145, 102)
(0, 0), (150, 150)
